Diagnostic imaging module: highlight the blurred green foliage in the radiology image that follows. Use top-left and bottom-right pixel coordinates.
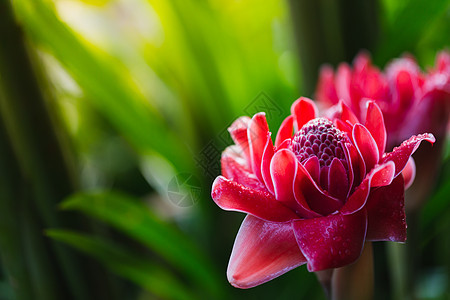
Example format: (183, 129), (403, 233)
(0, 0), (448, 299)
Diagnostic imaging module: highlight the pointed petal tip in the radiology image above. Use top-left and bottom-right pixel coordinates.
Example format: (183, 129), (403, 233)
(340, 162), (396, 215)
(383, 133), (436, 178)
(275, 115), (294, 147)
(227, 216), (306, 289)
(291, 97), (318, 130)
(228, 116), (251, 132)
(227, 272), (253, 289)
(211, 176), (226, 200)
(353, 123), (380, 172)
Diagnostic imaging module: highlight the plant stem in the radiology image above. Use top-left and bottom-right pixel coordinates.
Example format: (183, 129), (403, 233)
(316, 269), (334, 299)
(331, 242), (374, 300)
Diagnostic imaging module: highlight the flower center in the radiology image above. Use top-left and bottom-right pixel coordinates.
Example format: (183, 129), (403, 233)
(291, 118), (347, 168)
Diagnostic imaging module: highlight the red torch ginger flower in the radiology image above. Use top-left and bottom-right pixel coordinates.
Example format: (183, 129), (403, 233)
(316, 50), (450, 209)
(316, 50), (450, 149)
(211, 98), (434, 288)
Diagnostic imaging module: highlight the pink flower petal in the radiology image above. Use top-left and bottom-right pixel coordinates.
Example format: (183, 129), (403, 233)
(291, 97), (318, 131)
(228, 116), (251, 162)
(354, 55), (388, 104)
(370, 161), (396, 187)
(353, 124), (379, 172)
(336, 63), (352, 106)
(261, 134), (275, 194)
(276, 138), (292, 150)
(436, 50), (450, 73)
(319, 165), (329, 191)
(392, 67), (419, 111)
(402, 157), (416, 190)
(340, 142), (355, 197)
(316, 65), (339, 106)
(221, 146), (267, 192)
(340, 101), (359, 125)
(275, 116), (294, 147)
(328, 158), (349, 200)
(364, 101), (387, 155)
(295, 162), (342, 216)
(335, 119), (353, 137)
(270, 150), (318, 218)
(227, 215), (306, 288)
(292, 209), (368, 272)
(381, 133), (435, 177)
(365, 175), (406, 242)
(248, 113), (270, 182)
(211, 176), (299, 222)
(303, 156), (320, 183)
(340, 162), (395, 215)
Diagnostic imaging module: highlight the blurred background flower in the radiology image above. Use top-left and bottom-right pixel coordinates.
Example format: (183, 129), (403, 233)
(0, 0), (449, 299)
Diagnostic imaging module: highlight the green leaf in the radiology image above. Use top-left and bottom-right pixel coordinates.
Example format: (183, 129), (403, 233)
(12, 0), (195, 175)
(47, 229), (196, 300)
(60, 191), (225, 299)
(376, 0), (450, 65)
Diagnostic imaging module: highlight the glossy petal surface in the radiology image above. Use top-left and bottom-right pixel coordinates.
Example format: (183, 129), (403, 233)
(366, 175), (406, 242)
(353, 124), (379, 172)
(340, 162), (395, 215)
(365, 101), (387, 154)
(221, 146), (267, 191)
(293, 209), (367, 272)
(261, 135), (275, 194)
(211, 176), (299, 222)
(248, 113), (270, 182)
(228, 216), (306, 288)
(328, 158), (349, 200)
(291, 97), (317, 131)
(271, 150), (318, 218)
(275, 116), (294, 147)
(295, 162), (342, 216)
(382, 133), (435, 177)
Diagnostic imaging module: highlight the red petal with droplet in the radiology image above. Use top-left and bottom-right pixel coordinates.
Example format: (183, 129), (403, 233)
(221, 146), (267, 192)
(366, 175), (406, 242)
(227, 215), (306, 288)
(292, 209), (367, 272)
(382, 133), (435, 177)
(211, 176), (299, 222)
